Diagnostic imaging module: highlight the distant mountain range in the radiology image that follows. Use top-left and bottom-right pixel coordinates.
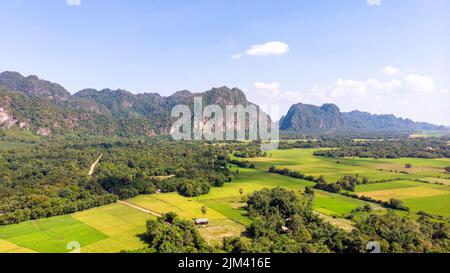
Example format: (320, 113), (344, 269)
(0, 71), (445, 137)
(279, 102), (444, 133)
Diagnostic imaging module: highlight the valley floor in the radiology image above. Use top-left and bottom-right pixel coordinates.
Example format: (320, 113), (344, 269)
(1, 148), (449, 253)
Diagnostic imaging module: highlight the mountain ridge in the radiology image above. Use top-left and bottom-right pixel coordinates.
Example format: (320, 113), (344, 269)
(0, 72), (260, 137)
(0, 71), (445, 137)
(279, 102), (444, 133)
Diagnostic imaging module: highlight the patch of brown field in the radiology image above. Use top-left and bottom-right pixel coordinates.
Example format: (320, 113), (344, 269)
(374, 163), (440, 175)
(359, 187), (448, 202)
(197, 219), (246, 247)
(248, 157), (277, 162)
(0, 239), (36, 253)
(424, 177), (450, 186)
(316, 213), (354, 232)
(228, 200), (246, 209)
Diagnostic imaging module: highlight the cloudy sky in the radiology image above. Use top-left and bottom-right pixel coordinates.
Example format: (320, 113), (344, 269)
(0, 0), (449, 124)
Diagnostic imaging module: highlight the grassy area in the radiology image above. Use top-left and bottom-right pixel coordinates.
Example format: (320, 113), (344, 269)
(403, 194), (450, 216)
(253, 149), (450, 182)
(0, 214), (108, 253)
(354, 180), (450, 217)
(355, 180), (429, 192)
(0, 203), (155, 253)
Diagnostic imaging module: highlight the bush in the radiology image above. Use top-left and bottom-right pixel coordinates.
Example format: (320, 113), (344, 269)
(389, 198), (409, 211)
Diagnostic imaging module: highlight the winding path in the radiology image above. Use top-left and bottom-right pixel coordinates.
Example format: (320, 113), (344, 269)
(118, 200), (162, 217)
(88, 153), (103, 176)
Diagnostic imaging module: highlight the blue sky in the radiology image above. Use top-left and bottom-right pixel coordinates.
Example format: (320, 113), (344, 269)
(0, 0), (449, 124)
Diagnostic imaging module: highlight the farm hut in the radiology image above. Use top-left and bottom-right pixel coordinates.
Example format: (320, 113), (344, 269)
(194, 218), (209, 226)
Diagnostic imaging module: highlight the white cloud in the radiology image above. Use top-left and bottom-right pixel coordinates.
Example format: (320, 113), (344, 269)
(321, 78), (402, 100)
(404, 74), (434, 94)
(254, 82), (280, 92)
(381, 65), (399, 75)
(367, 0), (381, 6)
(251, 82), (303, 111)
(246, 41), (290, 56)
(330, 79), (369, 99)
(231, 54), (242, 60)
(67, 0), (81, 6)
(439, 89), (449, 95)
(366, 79), (402, 91)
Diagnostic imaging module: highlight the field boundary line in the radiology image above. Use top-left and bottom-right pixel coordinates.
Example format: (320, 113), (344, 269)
(118, 200), (162, 217)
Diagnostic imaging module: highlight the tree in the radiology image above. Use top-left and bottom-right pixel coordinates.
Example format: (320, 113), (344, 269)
(164, 212), (178, 224)
(239, 188), (244, 196)
(304, 187), (314, 196)
(201, 206), (207, 217)
(405, 163), (412, 169)
(445, 166), (450, 173)
(389, 198), (409, 211)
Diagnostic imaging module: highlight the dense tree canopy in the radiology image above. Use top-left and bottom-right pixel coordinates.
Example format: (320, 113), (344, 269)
(222, 188), (450, 253)
(143, 213), (211, 253)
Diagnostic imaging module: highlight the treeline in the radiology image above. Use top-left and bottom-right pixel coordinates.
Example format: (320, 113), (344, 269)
(228, 159), (255, 169)
(313, 138), (450, 159)
(340, 192), (409, 211)
(233, 144), (267, 158)
(312, 175), (409, 211)
(221, 188), (449, 253)
(315, 175), (369, 192)
(268, 166), (317, 182)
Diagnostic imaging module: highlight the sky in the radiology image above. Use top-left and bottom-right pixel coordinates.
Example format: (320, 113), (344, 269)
(0, 0), (449, 124)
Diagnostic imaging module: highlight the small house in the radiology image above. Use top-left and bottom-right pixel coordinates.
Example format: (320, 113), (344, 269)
(194, 218), (209, 226)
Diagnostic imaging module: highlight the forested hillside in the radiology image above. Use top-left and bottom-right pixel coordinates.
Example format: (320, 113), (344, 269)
(0, 71), (259, 137)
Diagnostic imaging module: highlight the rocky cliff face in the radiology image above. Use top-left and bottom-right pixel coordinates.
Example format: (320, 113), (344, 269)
(0, 107), (16, 128)
(279, 103), (345, 131)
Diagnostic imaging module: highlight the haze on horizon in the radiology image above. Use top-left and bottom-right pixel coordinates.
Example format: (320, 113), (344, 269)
(0, 0), (449, 125)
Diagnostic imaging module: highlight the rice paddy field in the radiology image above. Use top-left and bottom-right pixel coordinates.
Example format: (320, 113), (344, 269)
(1, 148), (449, 253)
(0, 203), (155, 253)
